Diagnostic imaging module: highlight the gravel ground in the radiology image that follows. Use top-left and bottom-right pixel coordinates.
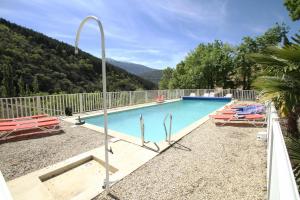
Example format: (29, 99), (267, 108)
(95, 120), (267, 200)
(0, 121), (109, 180)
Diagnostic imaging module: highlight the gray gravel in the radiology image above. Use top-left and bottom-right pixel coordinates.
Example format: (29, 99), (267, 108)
(0, 121), (109, 181)
(96, 120), (266, 200)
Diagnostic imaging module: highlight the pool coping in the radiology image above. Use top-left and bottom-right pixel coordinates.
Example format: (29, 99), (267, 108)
(63, 98), (234, 152)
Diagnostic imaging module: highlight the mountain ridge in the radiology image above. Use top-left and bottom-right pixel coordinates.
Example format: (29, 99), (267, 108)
(107, 58), (163, 84)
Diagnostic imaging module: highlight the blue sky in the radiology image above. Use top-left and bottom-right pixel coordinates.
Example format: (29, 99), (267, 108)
(0, 0), (299, 69)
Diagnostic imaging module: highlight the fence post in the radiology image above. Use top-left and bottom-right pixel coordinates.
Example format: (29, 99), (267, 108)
(129, 91), (132, 105)
(36, 96), (41, 114)
(0, 99), (4, 118)
(108, 92), (112, 108)
(145, 91), (148, 103)
(79, 93), (83, 113)
(241, 90), (244, 101)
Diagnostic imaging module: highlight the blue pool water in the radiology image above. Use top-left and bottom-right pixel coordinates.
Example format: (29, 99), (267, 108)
(85, 100), (228, 142)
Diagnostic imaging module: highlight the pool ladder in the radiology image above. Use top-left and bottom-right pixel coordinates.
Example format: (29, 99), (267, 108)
(139, 114), (160, 152)
(163, 113), (172, 144)
(139, 113), (172, 151)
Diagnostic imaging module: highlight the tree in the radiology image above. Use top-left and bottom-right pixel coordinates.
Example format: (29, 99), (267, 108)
(159, 67), (174, 89)
(256, 23), (289, 50)
(0, 85), (7, 97)
(234, 24), (288, 89)
(284, 0), (300, 21)
(32, 75), (39, 94)
(234, 37), (257, 89)
(161, 25), (287, 91)
(25, 84), (31, 96)
(166, 40), (234, 89)
(1, 64), (15, 97)
(17, 76), (26, 96)
(253, 75), (300, 136)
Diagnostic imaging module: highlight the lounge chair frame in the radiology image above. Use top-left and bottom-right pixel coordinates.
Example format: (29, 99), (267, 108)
(0, 120), (62, 140)
(211, 115), (266, 127)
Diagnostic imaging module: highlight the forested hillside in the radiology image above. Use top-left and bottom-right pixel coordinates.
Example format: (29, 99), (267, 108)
(106, 58), (163, 84)
(139, 70), (163, 84)
(0, 18), (156, 97)
(159, 24), (289, 90)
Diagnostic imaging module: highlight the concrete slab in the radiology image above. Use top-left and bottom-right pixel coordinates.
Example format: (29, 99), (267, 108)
(8, 140), (157, 200)
(41, 157), (115, 200)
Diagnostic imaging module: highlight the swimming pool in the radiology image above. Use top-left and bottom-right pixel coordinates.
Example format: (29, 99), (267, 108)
(85, 100), (229, 142)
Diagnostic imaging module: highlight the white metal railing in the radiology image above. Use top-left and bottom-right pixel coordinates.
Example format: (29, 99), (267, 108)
(0, 89), (257, 118)
(0, 171), (13, 200)
(267, 103), (300, 200)
(163, 113), (172, 143)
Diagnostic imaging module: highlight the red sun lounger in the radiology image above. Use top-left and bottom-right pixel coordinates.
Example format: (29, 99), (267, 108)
(224, 103), (263, 110)
(0, 117), (58, 127)
(216, 109), (236, 115)
(0, 114), (49, 122)
(156, 95), (165, 103)
(0, 119), (61, 139)
(210, 114), (266, 127)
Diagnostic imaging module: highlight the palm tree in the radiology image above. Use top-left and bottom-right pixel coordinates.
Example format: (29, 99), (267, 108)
(250, 35), (300, 137)
(253, 75), (300, 137)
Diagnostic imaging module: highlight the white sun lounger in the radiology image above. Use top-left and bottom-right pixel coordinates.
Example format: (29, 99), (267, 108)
(224, 93), (233, 98)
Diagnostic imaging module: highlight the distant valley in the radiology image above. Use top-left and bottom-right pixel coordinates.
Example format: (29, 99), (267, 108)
(107, 58), (163, 84)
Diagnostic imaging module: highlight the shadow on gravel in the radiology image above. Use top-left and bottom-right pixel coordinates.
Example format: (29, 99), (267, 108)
(172, 142), (192, 151)
(92, 190), (121, 200)
(107, 193), (120, 200)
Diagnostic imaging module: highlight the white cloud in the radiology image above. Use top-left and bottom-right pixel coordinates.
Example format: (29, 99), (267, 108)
(137, 0), (228, 26)
(48, 32), (74, 39)
(247, 25), (268, 34)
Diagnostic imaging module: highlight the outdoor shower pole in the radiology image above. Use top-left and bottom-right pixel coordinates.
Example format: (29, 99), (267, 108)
(74, 16), (110, 194)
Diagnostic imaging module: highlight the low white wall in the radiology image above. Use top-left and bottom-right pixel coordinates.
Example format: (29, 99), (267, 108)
(267, 104), (300, 200)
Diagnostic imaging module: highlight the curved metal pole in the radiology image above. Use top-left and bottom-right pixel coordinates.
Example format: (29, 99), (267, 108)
(74, 16), (110, 194)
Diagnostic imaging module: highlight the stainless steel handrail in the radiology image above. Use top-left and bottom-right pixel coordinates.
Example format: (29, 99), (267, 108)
(163, 113), (172, 144)
(139, 114), (159, 152)
(169, 114), (172, 143)
(163, 113), (169, 141)
(140, 114), (145, 146)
